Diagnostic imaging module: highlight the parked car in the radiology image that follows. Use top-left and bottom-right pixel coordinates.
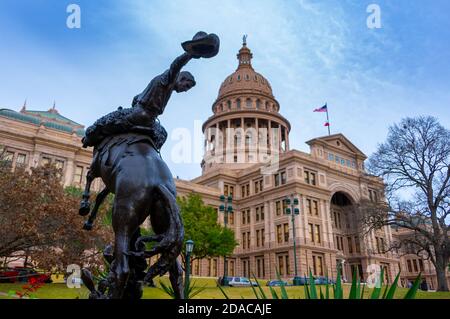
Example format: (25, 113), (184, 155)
(14, 267), (53, 283)
(228, 277), (257, 287)
(292, 276), (308, 285)
(314, 276), (335, 285)
(0, 268), (20, 283)
(267, 279), (289, 287)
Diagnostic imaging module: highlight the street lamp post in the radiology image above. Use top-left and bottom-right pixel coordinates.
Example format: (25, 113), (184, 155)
(184, 239), (194, 299)
(219, 194), (233, 286)
(284, 194), (302, 285)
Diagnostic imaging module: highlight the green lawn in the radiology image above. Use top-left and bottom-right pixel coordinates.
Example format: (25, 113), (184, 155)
(1, 277), (449, 299)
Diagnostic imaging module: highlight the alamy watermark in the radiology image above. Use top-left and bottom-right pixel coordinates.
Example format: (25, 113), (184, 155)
(366, 4), (382, 29)
(66, 4), (81, 29)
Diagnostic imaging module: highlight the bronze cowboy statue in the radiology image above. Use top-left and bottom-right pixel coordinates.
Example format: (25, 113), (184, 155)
(78, 32), (220, 299)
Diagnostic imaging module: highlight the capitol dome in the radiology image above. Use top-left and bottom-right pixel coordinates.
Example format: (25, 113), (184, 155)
(202, 37), (291, 174)
(217, 44), (274, 100)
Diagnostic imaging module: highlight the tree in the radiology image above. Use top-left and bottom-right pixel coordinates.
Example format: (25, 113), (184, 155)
(177, 193), (238, 271)
(0, 159), (113, 272)
(364, 116), (450, 291)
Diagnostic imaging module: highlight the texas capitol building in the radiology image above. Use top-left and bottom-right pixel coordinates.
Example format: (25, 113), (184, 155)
(1, 39), (443, 288)
(176, 40), (401, 284)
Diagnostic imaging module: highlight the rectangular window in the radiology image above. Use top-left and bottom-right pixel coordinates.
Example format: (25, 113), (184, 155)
(224, 184), (234, 197)
(337, 212), (342, 229)
(276, 225), (282, 244)
(315, 225), (321, 244)
(312, 255), (324, 276)
(74, 165), (83, 184)
(304, 169), (316, 185)
(41, 156), (51, 166)
(247, 210), (250, 224)
(242, 232), (246, 249)
(347, 236), (353, 254)
(309, 223), (314, 242)
(247, 231), (251, 249)
(281, 171), (286, 185)
(306, 199), (312, 215)
(256, 257), (265, 278)
(261, 228), (265, 247)
(255, 207), (260, 222)
(246, 184), (250, 196)
(256, 229), (260, 247)
(278, 255), (284, 276)
(355, 236), (361, 253)
(313, 200), (319, 216)
(283, 223), (289, 242)
(413, 260), (418, 272)
(227, 211), (234, 225)
(274, 170), (286, 187)
(16, 153), (27, 167)
(254, 179), (263, 194)
(276, 201), (282, 216)
(260, 205), (265, 221)
(55, 159), (64, 170)
(241, 185), (246, 198)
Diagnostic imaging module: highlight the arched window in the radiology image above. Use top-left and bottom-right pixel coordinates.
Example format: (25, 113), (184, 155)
(246, 98), (252, 108)
(265, 102), (269, 110)
(256, 99), (261, 109)
(227, 100), (231, 110)
(236, 99), (241, 109)
(237, 75), (241, 81)
(245, 74), (249, 81)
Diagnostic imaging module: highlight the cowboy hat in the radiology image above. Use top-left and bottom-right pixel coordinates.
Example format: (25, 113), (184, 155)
(181, 31), (220, 58)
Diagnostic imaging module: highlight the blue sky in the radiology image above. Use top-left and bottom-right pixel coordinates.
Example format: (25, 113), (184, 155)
(1, 0), (450, 179)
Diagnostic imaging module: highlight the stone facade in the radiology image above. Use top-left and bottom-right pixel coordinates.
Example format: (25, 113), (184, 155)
(0, 103), (102, 191)
(176, 41), (401, 283)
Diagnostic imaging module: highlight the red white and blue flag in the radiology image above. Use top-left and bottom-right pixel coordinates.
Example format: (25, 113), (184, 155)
(313, 104), (328, 112)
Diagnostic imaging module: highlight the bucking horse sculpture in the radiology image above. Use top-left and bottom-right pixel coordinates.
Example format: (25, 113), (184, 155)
(77, 32), (220, 299)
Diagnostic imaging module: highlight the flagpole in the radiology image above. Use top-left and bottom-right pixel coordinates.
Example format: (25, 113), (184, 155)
(326, 103), (330, 135)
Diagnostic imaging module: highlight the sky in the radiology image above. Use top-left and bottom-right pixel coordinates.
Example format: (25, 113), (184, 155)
(1, 0), (449, 180)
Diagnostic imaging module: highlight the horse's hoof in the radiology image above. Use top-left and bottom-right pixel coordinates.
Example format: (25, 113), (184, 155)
(83, 221), (93, 231)
(79, 201), (90, 216)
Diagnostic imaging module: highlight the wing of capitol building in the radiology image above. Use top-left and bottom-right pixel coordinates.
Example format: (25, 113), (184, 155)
(1, 39), (448, 290)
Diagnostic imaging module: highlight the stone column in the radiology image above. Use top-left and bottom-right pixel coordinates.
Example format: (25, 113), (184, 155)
(302, 195), (308, 245)
(64, 158), (75, 187)
(285, 127), (290, 151)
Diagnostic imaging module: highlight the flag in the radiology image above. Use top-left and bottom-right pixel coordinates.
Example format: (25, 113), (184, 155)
(324, 122), (330, 127)
(313, 104), (327, 112)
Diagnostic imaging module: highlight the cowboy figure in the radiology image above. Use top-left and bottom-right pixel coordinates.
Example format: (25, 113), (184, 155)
(82, 31), (219, 150)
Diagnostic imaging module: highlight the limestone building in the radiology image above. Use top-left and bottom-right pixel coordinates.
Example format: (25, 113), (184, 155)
(0, 103), (102, 191)
(175, 40), (400, 283)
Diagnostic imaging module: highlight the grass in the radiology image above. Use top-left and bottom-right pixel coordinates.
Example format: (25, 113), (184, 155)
(1, 277), (449, 299)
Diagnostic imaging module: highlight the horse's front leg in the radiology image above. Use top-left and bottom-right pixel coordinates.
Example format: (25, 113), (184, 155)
(79, 169), (95, 216)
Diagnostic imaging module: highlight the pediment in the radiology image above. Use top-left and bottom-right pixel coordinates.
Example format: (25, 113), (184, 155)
(306, 133), (367, 159)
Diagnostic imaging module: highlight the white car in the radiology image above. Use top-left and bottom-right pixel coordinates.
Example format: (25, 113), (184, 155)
(228, 277), (257, 287)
